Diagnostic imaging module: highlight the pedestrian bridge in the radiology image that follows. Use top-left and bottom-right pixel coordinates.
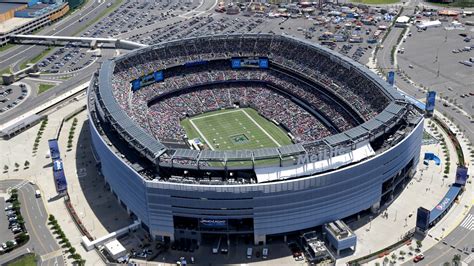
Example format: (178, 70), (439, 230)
(9, 34), (147, 50)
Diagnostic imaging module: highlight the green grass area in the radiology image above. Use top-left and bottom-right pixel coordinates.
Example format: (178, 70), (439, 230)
(38, 83), (55, 94)
(20, 47), (52, 70)
(0, 67), (11, 75)
(426, 0), (474, 7)
(181, 108), (292, 151)
(181, 108), (293, 166)
(351, 0), (400, 4)
(0, 43), (14, 52)
(7, 253), (37, 266)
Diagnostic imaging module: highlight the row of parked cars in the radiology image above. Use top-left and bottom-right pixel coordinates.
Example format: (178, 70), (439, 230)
(0, 198), (22, 252)
(4, 199), (23, 235)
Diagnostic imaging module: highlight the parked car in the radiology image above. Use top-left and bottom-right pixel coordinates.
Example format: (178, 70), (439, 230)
(413, 254), (424, 262)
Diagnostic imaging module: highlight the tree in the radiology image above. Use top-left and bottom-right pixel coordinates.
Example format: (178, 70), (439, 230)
(416, 240), (422, 248)
(69, 247), (76, 254)
(14, 162), (19, 169)
(71, 254), (81, 260)
(48, 214), (56, 222)
(24, 160), (30, 168)
(4, 165), (8, 172)
(452, 254), (461, 265)
(17, 232), (29, 243)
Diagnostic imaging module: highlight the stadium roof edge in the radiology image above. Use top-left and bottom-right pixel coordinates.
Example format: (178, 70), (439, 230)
(95, 34), (416, 165)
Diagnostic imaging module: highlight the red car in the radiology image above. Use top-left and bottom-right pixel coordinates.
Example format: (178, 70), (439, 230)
(413, 254), (425, 262)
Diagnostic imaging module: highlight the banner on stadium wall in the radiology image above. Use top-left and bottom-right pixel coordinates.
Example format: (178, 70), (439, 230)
(259, 58), (269, 68)
(425, 91), (436, 114)
(455, 165), (468, 186)
(387, 71), (395, 86)
(231, 57), (269, 69)
(231, 58), (241, 68)
(200, 219), (227, 228)
(154, 71), (164, 82)
(131, 79), (141, 92)
(416, 207), (430, 232)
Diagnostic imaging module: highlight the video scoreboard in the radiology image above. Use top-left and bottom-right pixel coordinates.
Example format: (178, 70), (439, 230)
(131, 70), (164, 92)
(231, 57), (269, 69)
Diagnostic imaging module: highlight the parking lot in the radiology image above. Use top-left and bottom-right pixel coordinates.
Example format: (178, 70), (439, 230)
(0, 197), (15, 249)
(33, 1), (402, 79)
(0, 84), (28, 115)
(398, 12), (474, 116)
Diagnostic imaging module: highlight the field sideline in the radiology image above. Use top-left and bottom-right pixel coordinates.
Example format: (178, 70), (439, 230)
(180, 108), (293, 151)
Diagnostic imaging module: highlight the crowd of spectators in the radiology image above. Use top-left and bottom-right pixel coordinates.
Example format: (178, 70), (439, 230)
(147, 83), (331, 143)
(110, 35), (391, 147)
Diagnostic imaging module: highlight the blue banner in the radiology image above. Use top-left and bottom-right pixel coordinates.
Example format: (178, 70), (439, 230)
(131, 79), (141, 92)
(425, 91), (436, 113)
(154, 71), (164, 82)
(259, 58), (269, 68)
(455, 166), (468, 185)
(48, 139), (60, 159)
(387, 71), (395, 86)
(416, 207), (430, 232)
(231, 58), (241, 69)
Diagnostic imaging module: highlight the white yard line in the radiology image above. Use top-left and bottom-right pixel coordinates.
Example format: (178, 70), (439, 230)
(190, 108), (282, 149)
(189, 119), (215, 150)
(240, 109), (281, 147)
(191, 109), (242, 120)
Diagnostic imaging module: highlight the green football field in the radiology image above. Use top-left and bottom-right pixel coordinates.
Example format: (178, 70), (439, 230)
(180, 108), (293, 151)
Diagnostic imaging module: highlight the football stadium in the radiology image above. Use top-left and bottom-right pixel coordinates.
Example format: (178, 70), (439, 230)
(87, 34), (424, 246)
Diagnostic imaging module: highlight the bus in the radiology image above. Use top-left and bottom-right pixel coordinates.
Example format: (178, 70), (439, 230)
(212, 236), (222, 254)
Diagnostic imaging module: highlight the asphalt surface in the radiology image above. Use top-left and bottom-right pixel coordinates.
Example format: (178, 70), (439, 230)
(0, 0), (114, 72)
(0, 198), (15, 245)
(0, 180), (64, 266)
(375, 1), (474, 145)
(402, 207), (474, 265)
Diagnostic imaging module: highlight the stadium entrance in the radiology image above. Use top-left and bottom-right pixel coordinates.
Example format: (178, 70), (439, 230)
(173, 216), (254, 248)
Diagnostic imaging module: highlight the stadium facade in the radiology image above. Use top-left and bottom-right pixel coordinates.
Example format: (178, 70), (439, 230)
(87, 34), (424, 244)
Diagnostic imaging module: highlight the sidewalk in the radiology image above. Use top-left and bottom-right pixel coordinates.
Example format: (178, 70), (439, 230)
(368, 111), (473, 265)
(0, 96), (103, 265)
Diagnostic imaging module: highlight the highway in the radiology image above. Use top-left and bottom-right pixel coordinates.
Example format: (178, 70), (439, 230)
(0, 180), (64, 266)
(0, 0), (114, 72)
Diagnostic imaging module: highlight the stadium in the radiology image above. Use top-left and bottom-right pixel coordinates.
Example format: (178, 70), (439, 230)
(87, 34), (424, 246)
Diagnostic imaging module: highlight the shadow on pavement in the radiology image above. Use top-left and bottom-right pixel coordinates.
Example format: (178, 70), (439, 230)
(73, 119), (132, 234)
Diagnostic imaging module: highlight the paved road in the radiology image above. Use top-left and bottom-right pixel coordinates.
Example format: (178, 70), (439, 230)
(0, 0), (114, 71)
(0, 179), (64, 266)
(401, 207), (474, 265)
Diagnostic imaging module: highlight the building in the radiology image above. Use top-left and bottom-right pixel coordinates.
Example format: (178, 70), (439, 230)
(300, 231), (335, 264)
(0, 0), (68, 46)
(395, 15), (410, 27)
(323, 220), (357, 256)
(416, 20), (442, 30)
(88, 34), (424, 245)
(103, 239), (127, 260)
(0, 3), (26, 22)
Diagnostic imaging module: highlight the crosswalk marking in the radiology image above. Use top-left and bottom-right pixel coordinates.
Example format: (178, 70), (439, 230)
(7, 180), (29, 193)
(459, 213), (474, 231)
(464, 253), (474, 264)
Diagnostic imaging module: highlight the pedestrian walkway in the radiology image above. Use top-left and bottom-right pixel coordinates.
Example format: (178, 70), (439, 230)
(459, 214), (474, 231)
